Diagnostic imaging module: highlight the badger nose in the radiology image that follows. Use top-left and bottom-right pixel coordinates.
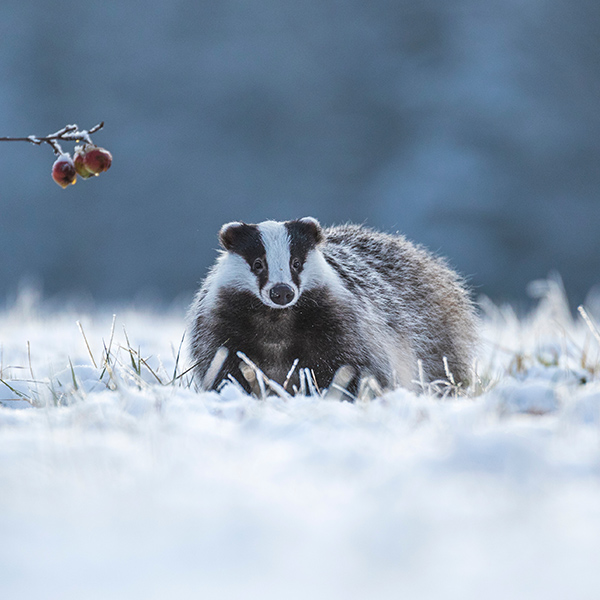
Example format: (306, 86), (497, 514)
(269, 284), (295, 306)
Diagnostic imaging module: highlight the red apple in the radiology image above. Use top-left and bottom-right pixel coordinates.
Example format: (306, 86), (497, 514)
(52, 154), (77, 188)
(73, 146), (95, 178)
(82, 145), (112, 175)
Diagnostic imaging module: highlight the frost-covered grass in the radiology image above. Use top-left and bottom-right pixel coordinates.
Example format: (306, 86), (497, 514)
(1, 280), (600, 600)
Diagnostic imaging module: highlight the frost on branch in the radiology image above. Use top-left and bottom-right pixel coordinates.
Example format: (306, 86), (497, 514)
(0, 122), (112, 188)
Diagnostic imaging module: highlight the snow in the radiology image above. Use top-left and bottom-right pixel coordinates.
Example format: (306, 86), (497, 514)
(1, 283), (600, 599)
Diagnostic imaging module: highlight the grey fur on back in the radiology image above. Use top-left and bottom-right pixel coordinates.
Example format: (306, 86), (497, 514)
(321, 223), (478, 386)
(188, 219), (478, 394)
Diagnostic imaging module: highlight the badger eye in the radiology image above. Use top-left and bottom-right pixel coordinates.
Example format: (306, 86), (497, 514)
(291, 257), (302, 272)
(252, 258), (265, 273)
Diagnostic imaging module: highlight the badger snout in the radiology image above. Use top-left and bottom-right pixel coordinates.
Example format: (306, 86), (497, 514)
(269, 283), (295, 306)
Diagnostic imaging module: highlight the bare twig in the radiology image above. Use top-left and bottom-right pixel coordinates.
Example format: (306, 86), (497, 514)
(200, 347), (228, 390)
(578, 305), (600, 347)
(77, 320), (98, 368)
(0, 378), (33, 403)
(323, 365), (355, 401)
(0, 122), (104, 155)
(443, 356), (456, 386)
(99, 314), (117, 380)
(27, 341), (35, 380)
(236, 351), (291, 400)
(172, 332), (185, 384)
(283, 358), (299, 391)
(304, 368), (318, 396)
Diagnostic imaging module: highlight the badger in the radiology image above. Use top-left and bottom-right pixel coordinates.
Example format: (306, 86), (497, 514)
(188, 217), (478, 395)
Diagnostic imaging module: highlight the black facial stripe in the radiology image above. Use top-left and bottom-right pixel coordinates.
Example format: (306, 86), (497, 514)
(223, 223), (269, 290)
(285, 221), (315, 263)
(290, 270), (300, 287)
(223, 224), (263, 257)
(254, 259), (269, 290)
(285, 220), (319, 286)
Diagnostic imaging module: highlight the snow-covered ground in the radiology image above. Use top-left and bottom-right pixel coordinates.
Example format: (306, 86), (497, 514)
(1, 280), (600, 600)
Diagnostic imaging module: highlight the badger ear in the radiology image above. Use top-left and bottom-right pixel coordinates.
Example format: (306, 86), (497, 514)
(219, 221), (245, 251)
(298, 217), (324, 245)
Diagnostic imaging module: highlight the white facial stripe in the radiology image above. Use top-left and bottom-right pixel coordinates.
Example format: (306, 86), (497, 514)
(300, 249), (350, 298)
(202, 252), (260, 311)
(256, 220), (302, 308)
(258, 221), (293, 286)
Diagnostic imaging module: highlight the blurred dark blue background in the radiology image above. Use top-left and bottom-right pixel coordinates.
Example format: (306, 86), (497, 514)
(1, 0), (599, 307)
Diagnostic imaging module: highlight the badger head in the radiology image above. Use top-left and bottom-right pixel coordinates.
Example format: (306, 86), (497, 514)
(217, 217), (324, 309)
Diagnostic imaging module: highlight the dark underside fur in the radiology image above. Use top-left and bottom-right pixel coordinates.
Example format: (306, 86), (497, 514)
(192, 287), (378, 394)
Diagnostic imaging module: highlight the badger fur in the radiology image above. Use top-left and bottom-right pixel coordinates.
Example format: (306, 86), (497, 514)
(188, 217), (478, 395)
